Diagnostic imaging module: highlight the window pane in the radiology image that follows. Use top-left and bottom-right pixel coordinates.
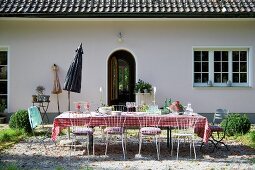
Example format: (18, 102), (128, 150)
(240, 62), (247, 72)
(232, 62), (239, 72)
(240, 51), (247, 61)
(233, 73), (239, 83)
(202, 51), (208, 61)
(232, 51), (239, 61)
(194, 73), (201, 83)
(0, 66), (7, 79)
(0, 51), (7, 65)
(0, 95), (7, 108)
(202, 73), (208, 83)
(222, 73), (228, 83)
(214, 73), (221, 83)
(194, 62), (201, 72)
(214, 51), (221, 61)
(214, 62), (221, 72)
(0, 81), (7, 94)
(194, 51), (201, 61)
(222, 51), (228, 61)
(222, 62), (228, 72)
(240, 73), (247, 83)
(202, 62), (208, 72)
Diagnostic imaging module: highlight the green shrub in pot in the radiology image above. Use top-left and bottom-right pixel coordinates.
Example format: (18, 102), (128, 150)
(221, 113), (251, 136)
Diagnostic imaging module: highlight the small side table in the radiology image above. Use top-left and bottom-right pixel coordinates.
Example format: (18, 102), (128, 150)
(32, 101), (50, 123)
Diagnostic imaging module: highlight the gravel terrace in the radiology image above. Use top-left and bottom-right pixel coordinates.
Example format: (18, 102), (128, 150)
(0, 127), (254, 170)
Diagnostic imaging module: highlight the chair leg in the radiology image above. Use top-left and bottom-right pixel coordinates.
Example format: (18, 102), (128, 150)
(105, 133), (109, 156)
(193, 138), (196, 160)
(121, 134), (126, 160)
(158, 135), (161, 157)
(171, 136), (174, 156)
(87, 136), (90, 156)
(189, 138), (192, 158)
(124, 131), (127, 153)
(177, 137), (180, 160)
(92, 142), (95, 156)
(155, 135), (160, 160)
(138, 133), (142, 155)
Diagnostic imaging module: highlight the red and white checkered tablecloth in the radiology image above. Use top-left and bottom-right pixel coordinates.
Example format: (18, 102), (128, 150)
(51, 111), (211, 143)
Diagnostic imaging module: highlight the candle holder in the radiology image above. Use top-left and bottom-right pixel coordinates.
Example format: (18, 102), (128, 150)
(99, 87), (103, 106)
(153, 86), (156, 105)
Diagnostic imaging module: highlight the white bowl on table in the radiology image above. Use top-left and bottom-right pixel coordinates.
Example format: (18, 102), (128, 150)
(98, 107), (112, 115)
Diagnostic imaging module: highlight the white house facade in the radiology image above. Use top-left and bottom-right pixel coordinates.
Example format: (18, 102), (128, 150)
(0, 0), (255, 115)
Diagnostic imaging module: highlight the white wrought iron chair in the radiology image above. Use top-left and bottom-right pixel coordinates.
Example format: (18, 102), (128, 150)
(112, 105), (127, 112)
(138, 115), (162, 160)
(69, 112), (95, 158)
(171, 116), (198, 160)
(104, 115), (127, 159)
(126, 102), (137, 112)
(27, 106), (49, 149)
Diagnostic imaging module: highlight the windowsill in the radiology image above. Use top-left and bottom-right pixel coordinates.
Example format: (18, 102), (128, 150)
(193, 86), (252, 89)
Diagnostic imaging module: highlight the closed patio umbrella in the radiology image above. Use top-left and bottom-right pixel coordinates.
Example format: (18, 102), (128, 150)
(63, 43), (83, 111)
(51, 64), (62, 114)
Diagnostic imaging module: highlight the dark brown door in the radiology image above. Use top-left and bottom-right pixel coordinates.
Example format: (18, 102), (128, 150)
(108, 50), (136, 105)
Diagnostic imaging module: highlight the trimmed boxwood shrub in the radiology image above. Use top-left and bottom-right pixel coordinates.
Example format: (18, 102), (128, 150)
(221, 113), (251, 136)
(250, 131), (255, 143)
(9, 109), (32, 133)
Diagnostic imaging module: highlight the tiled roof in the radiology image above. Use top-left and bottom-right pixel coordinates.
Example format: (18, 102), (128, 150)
(0, 0), (255, 18)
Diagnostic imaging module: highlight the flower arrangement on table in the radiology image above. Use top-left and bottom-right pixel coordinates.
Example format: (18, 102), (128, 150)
(169, 101), (184, 114)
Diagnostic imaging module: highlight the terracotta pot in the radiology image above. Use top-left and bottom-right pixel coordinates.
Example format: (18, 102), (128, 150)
(0, 116), (6, 124)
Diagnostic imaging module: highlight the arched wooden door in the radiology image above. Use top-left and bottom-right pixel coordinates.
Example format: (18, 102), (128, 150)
(108, 50), (136, 105)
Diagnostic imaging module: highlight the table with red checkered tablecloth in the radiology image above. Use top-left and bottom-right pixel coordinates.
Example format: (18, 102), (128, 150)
(51, 111), (211, 144)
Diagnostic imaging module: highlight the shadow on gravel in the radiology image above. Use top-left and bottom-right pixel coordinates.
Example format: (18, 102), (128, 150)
(0, 135), (254, 170)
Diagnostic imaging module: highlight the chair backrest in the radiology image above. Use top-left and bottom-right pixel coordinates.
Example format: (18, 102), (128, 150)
(69, 112), (92, 128)
(104, 115), (126, 128)
(176, 116), (198, 134)
(112, 105), (127, 112)
(28, 106), (43, 129)
(126, 102), (136, 112)
(213, 109), (229, 125)
(138, 115), (161, 128)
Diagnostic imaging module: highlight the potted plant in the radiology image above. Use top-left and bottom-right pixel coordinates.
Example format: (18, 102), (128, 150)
(135, 79), (152, 93)
(35, 85), (50, 102)
(0, 102), (6, 123)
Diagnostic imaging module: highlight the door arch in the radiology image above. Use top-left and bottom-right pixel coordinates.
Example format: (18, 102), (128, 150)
(108, 50), (136, 105)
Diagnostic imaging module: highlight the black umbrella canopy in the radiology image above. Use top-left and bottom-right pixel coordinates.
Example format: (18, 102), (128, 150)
(63, 43), (83, 110)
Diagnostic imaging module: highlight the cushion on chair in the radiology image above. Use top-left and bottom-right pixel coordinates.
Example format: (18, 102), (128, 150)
(209, 125), (224, 132)
(72, 127), (94, 135)
(140, 127), (161, 135)
(104, 127), (124, 134)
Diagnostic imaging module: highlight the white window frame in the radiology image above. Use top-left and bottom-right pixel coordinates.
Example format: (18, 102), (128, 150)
(193, 47), (252, 87)
(0, 47), (9, 111)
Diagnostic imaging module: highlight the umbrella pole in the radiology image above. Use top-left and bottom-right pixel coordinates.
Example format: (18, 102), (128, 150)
(68, 91), (70, 111)
(57, 94), (60, 115)
(67, 91), (71, 139)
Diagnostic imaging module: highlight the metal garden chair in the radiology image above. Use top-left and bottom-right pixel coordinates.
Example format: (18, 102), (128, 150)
(138, 115), (162, 160)
(104, 115), (127, 159)
(171, 116), (198, 160)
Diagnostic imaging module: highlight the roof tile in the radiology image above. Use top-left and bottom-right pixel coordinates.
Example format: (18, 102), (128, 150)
(0, 0), (254, 18)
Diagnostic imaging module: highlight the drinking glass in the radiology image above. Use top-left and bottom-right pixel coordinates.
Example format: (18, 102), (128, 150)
(84, 102), (90, 113)
(74, 102), (81, 113)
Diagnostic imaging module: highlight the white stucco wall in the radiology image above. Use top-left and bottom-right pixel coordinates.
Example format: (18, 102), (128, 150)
(0, 18), (255, 113)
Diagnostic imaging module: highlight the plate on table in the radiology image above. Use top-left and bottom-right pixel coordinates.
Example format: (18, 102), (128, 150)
(111, 111), (122, 116)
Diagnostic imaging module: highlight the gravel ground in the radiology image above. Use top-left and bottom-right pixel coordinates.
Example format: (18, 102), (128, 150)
(0, 127), (254, 170)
